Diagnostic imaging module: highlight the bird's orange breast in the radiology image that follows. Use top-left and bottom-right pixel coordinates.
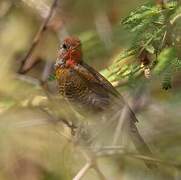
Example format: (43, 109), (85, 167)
(55, 67), (71, 96)
(55, 67), (87, 98)
(55, 67), (69, 80)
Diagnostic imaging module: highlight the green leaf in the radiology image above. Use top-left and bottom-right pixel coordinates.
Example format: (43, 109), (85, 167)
(145, 45), (155, 54)
(48, 74), (56, 81)
(162, 67), (172, 90)
(154, 47), (177, 75)
(116, 49), (137, 63)
(172, 58), (181, 71)
(121, 5), (161, 31)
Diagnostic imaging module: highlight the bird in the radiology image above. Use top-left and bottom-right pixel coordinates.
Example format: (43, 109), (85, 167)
(54, 36), (156, 169)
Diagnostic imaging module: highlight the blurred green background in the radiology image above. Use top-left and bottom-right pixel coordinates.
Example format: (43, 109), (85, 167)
(0, 0), (180, 179)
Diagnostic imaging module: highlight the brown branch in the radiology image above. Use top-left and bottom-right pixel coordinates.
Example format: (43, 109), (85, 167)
(18, 0), (58, 74)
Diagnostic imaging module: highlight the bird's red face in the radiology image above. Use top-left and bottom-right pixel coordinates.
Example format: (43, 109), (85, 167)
(55, 37), (82, 68)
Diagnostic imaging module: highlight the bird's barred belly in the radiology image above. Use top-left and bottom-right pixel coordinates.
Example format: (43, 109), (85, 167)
(58, 81), (88, 101)
(56, 67), (110, 112)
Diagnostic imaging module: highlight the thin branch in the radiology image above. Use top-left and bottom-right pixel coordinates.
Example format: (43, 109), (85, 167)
(41, 61), (54, 82)
(112, 105), (128, 145)
(73, 149), (107, 180)
(160, 30), (167, 49)
(170, 13), (181, 26)
(95, 145), (125, 152)
(18, 0), (58, 74)
(96, 147), (181, 168)
(16, 74), (41, 86)
(73, 162), (92, 180)
(112, 71), (143, 88)
(11, 119), (48, 128)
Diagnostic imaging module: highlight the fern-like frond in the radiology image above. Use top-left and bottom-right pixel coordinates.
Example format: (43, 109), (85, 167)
(154, 47), (177, 75)
(162, 66), (172, 90)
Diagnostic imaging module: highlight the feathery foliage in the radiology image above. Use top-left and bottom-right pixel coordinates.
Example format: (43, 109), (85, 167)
(105, 0), (180, 89)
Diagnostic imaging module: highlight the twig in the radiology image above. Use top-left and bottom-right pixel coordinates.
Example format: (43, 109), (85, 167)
(160, 30), (167, 49)
(18, 0), (58, 74)
(73, 149), (107, 180)
(112, 105), (128, 145)
(95, 145), (125, 152)
(41, 61), (54, 82)
(73, 162), (92, 180)
(112, 71), (143, 88)
(96, 147), (181, 168)
(16, 74), (41, 86)
(170, 13), (181, 26)
(10, 119), (48, 128)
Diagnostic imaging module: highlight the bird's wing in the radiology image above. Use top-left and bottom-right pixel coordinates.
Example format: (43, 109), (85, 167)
(73, 62), (138, 122)
(75, 62), (120, 98)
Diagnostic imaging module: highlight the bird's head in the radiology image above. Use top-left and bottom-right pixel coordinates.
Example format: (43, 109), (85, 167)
(55, 37), (82, 69)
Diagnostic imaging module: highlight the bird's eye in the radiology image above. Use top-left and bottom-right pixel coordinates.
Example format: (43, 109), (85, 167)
(62, 43), (67, 49)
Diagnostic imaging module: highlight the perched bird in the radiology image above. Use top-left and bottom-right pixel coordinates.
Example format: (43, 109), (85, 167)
(55, 36), (155, 168)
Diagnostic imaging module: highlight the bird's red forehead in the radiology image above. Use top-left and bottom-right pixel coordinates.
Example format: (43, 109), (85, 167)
(63, 37), (81, 47)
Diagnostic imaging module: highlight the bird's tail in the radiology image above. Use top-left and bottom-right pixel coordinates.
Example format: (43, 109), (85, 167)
(126, 106), (157, 169)
(129, 121), (157, 169)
